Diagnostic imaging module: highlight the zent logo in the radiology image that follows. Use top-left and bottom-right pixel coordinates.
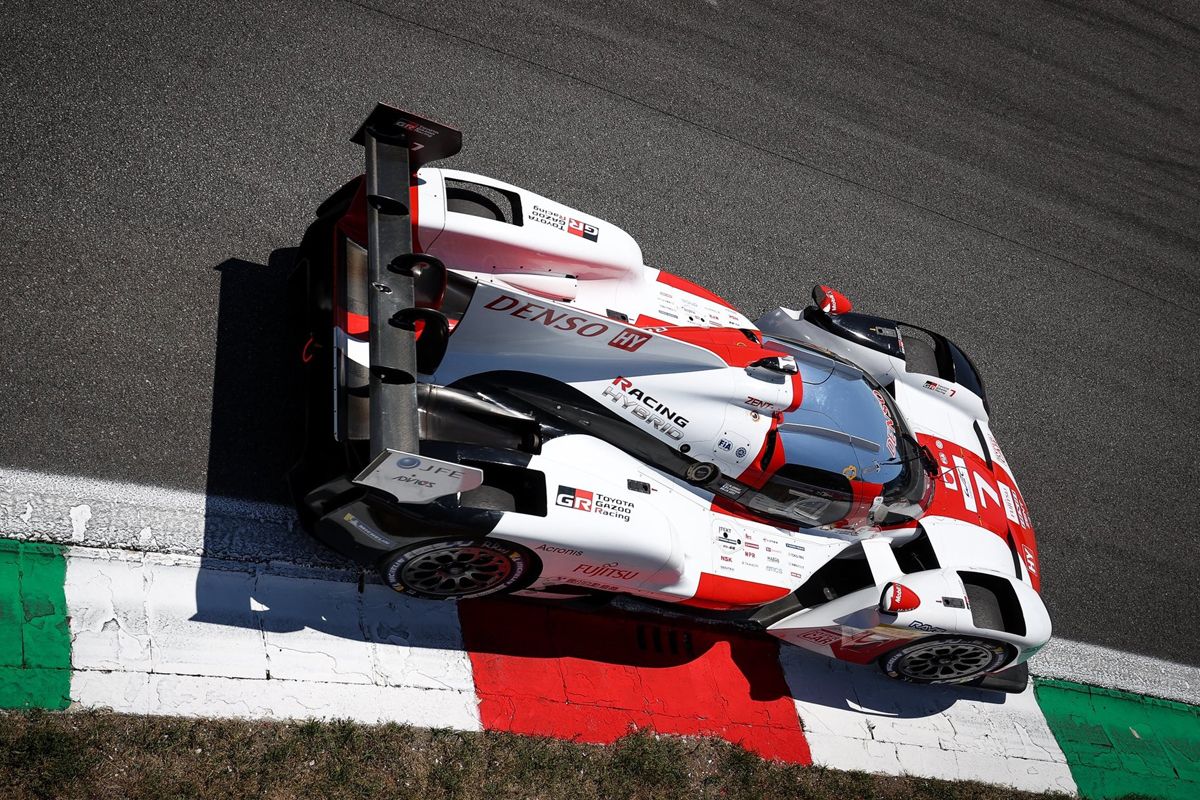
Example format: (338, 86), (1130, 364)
(556, 485), (593, 511)
(608, 329), (651, 352)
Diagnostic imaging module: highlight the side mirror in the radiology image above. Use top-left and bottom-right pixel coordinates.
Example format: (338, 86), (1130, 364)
(811, 284), (853, 315)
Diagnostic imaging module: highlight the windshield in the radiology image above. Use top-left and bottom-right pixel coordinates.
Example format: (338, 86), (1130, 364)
(745, 335), (933, 528)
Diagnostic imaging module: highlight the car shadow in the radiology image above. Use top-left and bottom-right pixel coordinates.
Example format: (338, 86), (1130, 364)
(193, 248), (1004, 721)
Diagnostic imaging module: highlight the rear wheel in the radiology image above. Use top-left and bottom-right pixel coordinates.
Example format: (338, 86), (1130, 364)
(379, 538), (539, 600)
(880, 636), (1012, 684)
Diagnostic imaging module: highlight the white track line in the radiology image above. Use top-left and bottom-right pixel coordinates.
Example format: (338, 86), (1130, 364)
(4, 466), (1198, 705)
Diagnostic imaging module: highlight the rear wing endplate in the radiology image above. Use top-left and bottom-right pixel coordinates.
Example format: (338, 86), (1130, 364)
(351, 104), (463, 499)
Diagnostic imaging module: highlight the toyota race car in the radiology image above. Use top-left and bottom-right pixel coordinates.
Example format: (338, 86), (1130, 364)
(288, 104), (1050, 691)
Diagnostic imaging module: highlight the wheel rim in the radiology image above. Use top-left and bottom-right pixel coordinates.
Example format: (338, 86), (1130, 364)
(895, 641), (999, 681)
(399, 544), (515, 597)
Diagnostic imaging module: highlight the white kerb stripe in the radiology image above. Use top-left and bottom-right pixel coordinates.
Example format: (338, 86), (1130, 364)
(780, 647), (1077, 794)
(64, 547), (481, 729)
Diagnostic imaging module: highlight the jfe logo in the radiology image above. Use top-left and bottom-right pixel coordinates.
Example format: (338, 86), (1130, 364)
(556, 485), (594, 511)
(567, 218), (599, 242)
(608, 329), (650, 352)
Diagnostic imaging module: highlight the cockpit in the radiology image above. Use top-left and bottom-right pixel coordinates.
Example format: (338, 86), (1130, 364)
(736, 337), (935, 531)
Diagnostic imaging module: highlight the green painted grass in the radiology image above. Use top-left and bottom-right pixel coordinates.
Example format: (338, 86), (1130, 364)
(0, 540), (70, 710)
(1035, 678), (1200, 800)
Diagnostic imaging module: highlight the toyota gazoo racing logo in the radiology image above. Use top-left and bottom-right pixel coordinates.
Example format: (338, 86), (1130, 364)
(528, 204), (599, 241)
(602, 377), (689, 441)
(555, 485), (634, 522)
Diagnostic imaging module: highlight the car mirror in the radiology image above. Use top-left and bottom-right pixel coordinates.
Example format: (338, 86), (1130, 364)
(811, 284), (853, 315)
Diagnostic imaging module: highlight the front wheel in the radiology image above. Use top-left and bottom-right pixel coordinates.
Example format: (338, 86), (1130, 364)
(379, 538), (539, 600)
(879, 636), (1012, 684)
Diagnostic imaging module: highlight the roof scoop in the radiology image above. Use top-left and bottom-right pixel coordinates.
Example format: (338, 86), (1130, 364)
(880, 581), (921, 613)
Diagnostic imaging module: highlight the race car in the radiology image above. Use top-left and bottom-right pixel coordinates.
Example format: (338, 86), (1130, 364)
(288, 104), (1050, 691)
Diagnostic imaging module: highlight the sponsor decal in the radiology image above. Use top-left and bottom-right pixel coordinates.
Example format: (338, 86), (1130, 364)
(766, 556), (780, 564)
(602, 377), (689, 441)
(998, 482), (1021, 525)
(342, 513), (393, 547)
(800, 628), (842, 646)
(923, 380), (957, 397)
(380, 455), (467, 489)
(907, 620), (946, 633)
(744, 396), (775, 410)
(785, 542), (805, 551)
(555, 485), (593, 511)
(483, 294), (611, 338)
(735, 447), (748, 459)
(572, 561), (639, 581)
(718, 438), (733, 451)
(1021, 543), (1039, 576)
(765, 566), (783, 574)
(608, 328), (651, 352)
(536, 544), (583, 557)
(529, 204), (599, 241)
(563, 577), (626, 592)
(555, 484), (634, 522)
(871, 390), (899, 458)
(987, 432), (1008, 464)
(883, 582), (921, 612)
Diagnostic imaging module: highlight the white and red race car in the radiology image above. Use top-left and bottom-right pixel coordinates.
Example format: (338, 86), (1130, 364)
(290, 105), (1050, 690)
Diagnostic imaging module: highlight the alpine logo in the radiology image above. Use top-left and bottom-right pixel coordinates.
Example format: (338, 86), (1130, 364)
(608, 328), (651, 352)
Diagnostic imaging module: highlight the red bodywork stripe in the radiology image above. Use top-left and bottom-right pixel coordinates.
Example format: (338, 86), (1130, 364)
(346, 312), (369, 337)
(459, 598), (811, 763)
(679, 572), (792, 610)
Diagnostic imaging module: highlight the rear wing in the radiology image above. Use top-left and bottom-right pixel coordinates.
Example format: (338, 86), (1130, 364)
(351, 104), (481, 501)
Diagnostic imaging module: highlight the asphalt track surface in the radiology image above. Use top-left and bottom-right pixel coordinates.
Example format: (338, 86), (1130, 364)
(2, 1), (1198, 665)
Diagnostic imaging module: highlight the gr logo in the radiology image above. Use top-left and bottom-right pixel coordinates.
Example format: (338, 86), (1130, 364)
(396, 456), (422, 469)
(556, 485), (594, 511)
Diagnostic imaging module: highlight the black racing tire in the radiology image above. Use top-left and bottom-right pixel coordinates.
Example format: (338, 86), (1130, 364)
(379, 538), (540, 600)
(880, 635), (1013, 684)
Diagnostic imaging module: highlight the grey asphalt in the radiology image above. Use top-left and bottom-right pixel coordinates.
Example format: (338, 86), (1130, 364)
(2, 0), (1197, 664)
